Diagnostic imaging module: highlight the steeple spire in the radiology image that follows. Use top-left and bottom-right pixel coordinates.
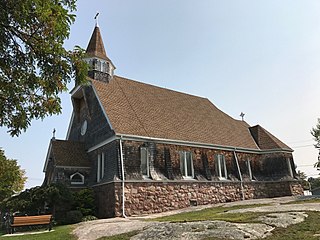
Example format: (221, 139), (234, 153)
(84, 22), (116, 83)
(86, 26), (108, 60)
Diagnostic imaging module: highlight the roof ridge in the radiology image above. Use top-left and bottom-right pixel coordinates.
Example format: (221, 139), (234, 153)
(52, 139), (85, 144)
(114, 75), (209, 100)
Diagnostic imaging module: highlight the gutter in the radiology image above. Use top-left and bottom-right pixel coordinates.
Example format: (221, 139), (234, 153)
(116, 133), (293, 154)
(233, 149), (245, 201)
(87, 134), (293, 154)
(119, 136), (127, 218)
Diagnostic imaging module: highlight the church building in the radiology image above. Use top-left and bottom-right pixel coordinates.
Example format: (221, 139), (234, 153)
(42, 24), (303, 218)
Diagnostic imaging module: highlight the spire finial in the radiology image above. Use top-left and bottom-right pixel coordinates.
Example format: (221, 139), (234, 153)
(240, 112), (245, 121)
(94, 12), (100, 27)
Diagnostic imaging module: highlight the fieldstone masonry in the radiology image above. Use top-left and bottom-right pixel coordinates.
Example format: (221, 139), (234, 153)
(109, 180), (303, 217)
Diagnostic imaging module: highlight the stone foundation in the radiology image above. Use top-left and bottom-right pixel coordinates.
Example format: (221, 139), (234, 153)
(111, 180), (303, 217)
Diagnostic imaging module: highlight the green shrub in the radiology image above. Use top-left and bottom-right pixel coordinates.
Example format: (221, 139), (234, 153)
(0, 185), (98, 224)
(64, 210), (83, 224)
(82, 215), (98, 222)
(72, 188), (96, 217)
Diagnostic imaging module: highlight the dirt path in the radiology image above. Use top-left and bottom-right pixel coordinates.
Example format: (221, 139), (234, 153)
(73, 218), (152, 240)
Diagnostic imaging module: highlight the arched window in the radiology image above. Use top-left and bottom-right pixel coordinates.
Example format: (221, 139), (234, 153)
(70, 172), (84, 185)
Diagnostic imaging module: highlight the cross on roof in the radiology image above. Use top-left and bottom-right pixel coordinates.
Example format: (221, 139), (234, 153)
(240, 112), (245, 121)
(52, 128), (56, 139)
(94, 12), (99, 27)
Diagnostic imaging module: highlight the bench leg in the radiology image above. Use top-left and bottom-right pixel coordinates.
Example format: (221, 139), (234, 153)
(48, 222), (52, 231)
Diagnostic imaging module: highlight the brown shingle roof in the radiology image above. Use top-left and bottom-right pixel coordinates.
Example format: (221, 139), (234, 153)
(91, 76), (269, 150)
(51, 140), (90, 167)
(86, 26), (111, 61)
(249, 125), (292, 151)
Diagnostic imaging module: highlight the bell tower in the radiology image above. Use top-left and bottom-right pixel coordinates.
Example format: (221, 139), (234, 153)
(84, 23), (116, 83)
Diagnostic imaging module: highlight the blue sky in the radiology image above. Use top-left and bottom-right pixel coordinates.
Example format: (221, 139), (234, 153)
(1, 0), (320, 189)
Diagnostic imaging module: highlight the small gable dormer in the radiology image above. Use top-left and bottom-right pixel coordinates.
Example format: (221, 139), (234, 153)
(84, 26), (116, 83)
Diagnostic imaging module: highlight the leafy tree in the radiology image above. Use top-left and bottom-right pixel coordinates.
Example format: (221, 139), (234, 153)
(0, 183), (73, 219)
(296, 170), (307, 180)
(311, 118), (320, 169)
(1, 184), (96, 223)
(0, 0), (87, 136)
(308, 177), (320, 190)
(0, 149), (27, 201)
(296, 170), (310, 190)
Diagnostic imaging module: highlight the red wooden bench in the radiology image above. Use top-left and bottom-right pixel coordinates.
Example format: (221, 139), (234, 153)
(10, 214), (53, 233)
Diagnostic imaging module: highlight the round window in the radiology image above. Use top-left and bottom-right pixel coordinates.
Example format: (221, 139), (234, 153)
(81, 120), (87, 136)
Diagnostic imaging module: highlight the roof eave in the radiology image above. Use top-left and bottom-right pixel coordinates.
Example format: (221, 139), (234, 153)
(119, 133), (294, 154)
(43, 140), (53, 172)
(87, 133), (292, 154)
(55, 165), (91, 169)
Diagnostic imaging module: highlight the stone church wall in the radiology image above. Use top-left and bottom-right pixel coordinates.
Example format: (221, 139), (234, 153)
(111, 180), (303, 217)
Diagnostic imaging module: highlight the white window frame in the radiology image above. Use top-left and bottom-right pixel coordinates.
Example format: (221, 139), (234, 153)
(180, 151), (194, 179)
(216, 154), (227, 179)
(140, 147), (150, 178)
(287, 158), (294, 178)
(70, 172), (84, 185)
(97, 152), (105, 182)
(246, 160), (253, 180)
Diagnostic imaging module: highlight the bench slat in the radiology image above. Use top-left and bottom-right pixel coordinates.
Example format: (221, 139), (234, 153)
(13, 218), (51, 223)
(11, 215), (52, 227)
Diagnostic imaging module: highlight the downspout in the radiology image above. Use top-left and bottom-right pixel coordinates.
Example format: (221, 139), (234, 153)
(119, 136), (127, 218)
(233, 149), (245, 201)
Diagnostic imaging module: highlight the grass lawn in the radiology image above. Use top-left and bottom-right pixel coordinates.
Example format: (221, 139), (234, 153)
(281, 197), (320, 205)
(264, 211), (320, 240)
(0, 225), (76, 240)
(200, 211), (320, 240)
(152, 204), (269, 223)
